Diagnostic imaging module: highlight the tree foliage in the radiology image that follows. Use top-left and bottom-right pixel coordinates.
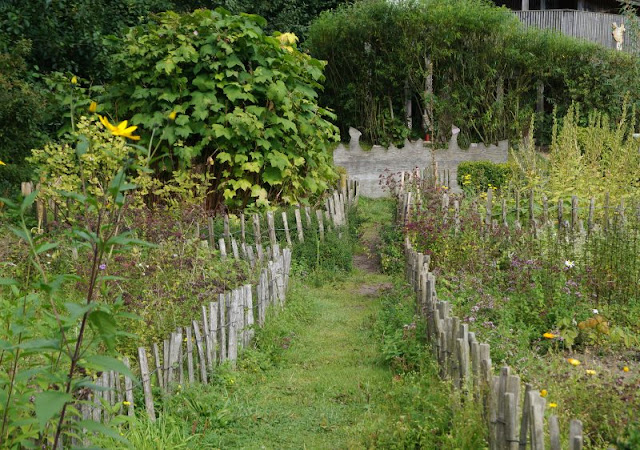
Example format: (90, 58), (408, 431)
(0, 0), (172, 80)
(107, 8), (338, 210)
(307, 0), (640, 146)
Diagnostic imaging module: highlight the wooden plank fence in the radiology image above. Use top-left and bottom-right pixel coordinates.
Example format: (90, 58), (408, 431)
(68, 183), (359, 438)
(397, 177), (593, 449)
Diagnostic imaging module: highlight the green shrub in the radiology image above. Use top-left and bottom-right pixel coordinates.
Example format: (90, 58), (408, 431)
(107, 8), (339, 210)
(458, 160), (510, 194)
(0, 41), (47, 196)
(307, 0), (640, 146)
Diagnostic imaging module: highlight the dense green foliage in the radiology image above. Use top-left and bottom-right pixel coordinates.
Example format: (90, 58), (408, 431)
(0, 0), (172, 80)
(0, 43), (47, 195)
(107, 9), (338, 209)
(307, 0), (640, 146)
(172, 0), (348, 38)
(458, 160), (511, 194)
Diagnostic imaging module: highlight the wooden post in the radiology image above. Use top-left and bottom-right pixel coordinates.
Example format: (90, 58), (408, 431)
(571, 195), (578, 231)
(218, 238), (227, 259)
(227, 290), (238, 367)
(518, 383), (532, 450)
(282, 212), (292, 247)
(152, 343), (163, 391)
(137, 347), (155, 421)
(252, 214), (262, 246)
(162, 339), (169, 389)
(502, 198), (507, 227)
(208, 217), (215, 250)
(192, 320), (208, 384)
(486, 188), (493, 227)
(122, 357), (134, 417)
(267, 212), (277, 247)
(304, 206), (312, 227)
(557, 198), (564, 230)
(549, 415), (561, 450)
(186, 327), (195, 384)
(231, 238), (239, 259)
(219, 293), (227, 363)
(240, 213), (246, 243)
(210, 301), (218, 365)
(295, 207), (304, 243)
(569, 420), (583, 450)
(316, 210), (325, 241)
(202, 306), (213, 371)
(244, 284), (254, 346)
(223, 214), (230, 245)
(515, 191), (521, 225)
(529, 391), (546, 450)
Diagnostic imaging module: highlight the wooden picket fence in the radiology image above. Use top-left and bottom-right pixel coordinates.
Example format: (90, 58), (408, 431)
(19, 179), (359, 237)
(396, 176), (593, 450)
(404, 243), (586, 449)
(66, 182), (359, 441)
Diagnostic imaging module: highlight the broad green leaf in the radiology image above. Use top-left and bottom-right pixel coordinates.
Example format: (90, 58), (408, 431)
(20, 190), (38, 214)
(263, 167), (283, 185)
(88, 311), (118, 350)
(35, 391), (73, 429)
(216, 152), (232, 163)
(0, 278), (18, 286)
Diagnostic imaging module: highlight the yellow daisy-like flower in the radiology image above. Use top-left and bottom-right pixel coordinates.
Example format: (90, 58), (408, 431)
(567, 358), (581, 366)
(71, 76), (78, 84)
(543, 332), (556, 339)
(586, 369), (596, 375)
(168, 110), (177, 120)
(98, 115), (140, 141)
(0, 159), (5, 165)
(540, 389), (548, 397)
(123, 401), (131, 406)
(549, 402), (558, 408)
(89, 101), (97, 113)
(623, 366), (630, 372)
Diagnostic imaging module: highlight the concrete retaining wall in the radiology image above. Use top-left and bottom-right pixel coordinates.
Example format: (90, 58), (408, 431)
(333, 127), (509, 197)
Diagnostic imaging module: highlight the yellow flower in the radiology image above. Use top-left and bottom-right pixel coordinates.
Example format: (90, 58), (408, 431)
(586, 369), (596, 375)
(540, 389), (548, 397)
(123, 401), (131, 406)
(623, 366), (630, 372)
(168, 110), (177, 120)
(0, 159), (5, 165)
(71, 76), (78, 84)
(567, 358), (581, 366)
(89, 101), (97, 113)
(549, 402), (558, 408)
(543, 332), (556, 339)
(98, 115), (140, 141)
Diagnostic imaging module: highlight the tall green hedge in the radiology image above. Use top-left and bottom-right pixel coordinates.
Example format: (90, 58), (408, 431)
(307, 0), (640, 146)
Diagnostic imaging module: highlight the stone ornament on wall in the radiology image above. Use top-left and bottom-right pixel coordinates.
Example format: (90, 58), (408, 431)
(333, 127), (508, 198)
(612, 22), (625, 51)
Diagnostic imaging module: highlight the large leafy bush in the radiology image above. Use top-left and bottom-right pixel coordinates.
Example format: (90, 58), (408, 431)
(108, 8), (338, 209)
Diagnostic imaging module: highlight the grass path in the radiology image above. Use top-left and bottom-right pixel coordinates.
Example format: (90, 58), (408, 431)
(213, 270), (395, 449)
(179, 199), (484, 449)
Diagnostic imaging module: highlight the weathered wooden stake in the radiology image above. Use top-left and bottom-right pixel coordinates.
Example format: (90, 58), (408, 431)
(138, 347), (156, 421)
